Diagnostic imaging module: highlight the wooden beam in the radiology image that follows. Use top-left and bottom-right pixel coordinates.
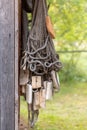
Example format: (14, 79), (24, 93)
(0, 0), (15, 129)
(15, 0), (20, 129)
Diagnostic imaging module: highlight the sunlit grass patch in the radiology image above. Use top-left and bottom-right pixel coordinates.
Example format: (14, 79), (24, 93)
(20, 82), (87, 130)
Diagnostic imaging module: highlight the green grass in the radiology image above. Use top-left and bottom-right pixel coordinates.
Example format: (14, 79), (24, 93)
(20, 82), (87, 130)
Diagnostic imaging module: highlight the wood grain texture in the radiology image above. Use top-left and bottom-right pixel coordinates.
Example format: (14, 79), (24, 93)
(18, 0), (22, 128)
(0, 0), (15, 129)
(15, 0), (19, 129)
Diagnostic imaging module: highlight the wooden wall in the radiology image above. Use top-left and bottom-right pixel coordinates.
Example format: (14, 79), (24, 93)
(15, 0), (20, 129)
(0, 0), (20, 130)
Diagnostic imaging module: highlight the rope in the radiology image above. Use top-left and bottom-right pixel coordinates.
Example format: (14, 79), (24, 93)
(21, 0), (62, 75)
(21, 0), (62, 127)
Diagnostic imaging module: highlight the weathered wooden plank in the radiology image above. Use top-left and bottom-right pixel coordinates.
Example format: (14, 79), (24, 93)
(18, 0), (22, 129)
(0, 0), (15, 129)
(15, 0), (19, 129)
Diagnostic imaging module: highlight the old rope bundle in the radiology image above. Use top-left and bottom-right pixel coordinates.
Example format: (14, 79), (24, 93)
(21, 0), (62, 75)
(20, 0), (62, 128)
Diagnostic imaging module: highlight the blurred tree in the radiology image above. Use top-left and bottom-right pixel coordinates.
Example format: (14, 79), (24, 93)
(48, 0), (87, 50)
(47, 0), (87, 82)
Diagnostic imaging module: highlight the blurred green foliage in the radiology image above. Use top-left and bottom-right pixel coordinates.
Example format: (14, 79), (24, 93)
(48, 0), (87, 46)
(47, 0), (87, 82)
(21, 82), (87, 130)
(59, 53), (87, 82)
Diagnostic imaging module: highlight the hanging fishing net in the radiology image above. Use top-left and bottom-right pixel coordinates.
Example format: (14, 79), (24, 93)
(21, 0), (62, 76)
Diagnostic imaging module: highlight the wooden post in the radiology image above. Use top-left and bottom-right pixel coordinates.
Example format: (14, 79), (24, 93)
(0, 0), (20, 130)
(15, 0), (20, 129)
